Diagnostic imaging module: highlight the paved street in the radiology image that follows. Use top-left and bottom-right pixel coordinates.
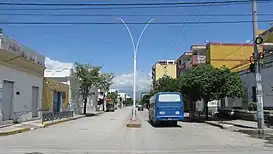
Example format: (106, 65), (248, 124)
(0, 107), (272, 154)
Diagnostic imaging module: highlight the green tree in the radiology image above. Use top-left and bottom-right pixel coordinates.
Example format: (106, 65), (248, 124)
(107, 91), (118, 104)
(125, 98), (133, 106)
(73, 62), (113, 114)
(154, 75), (180, 93)
(141, 94), (152, 108)
(98, 73), (114, 92)
(179, 65), (244, 120)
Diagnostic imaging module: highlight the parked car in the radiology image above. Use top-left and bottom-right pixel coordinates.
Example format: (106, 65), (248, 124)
(138, 105), (144, 111)
(106, 104), (115, 112)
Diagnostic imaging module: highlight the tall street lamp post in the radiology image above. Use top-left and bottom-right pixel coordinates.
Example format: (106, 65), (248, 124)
(115, 18), (157, 120)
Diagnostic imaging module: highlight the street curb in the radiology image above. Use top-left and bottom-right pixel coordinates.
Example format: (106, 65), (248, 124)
(188, 117), (225, 129)
(41, 115), (86, 128)
(126, 113), (142, 128)
(203, 121), (225, 129)
(0, 127), (30, 136)
(126, 120), (142, 128)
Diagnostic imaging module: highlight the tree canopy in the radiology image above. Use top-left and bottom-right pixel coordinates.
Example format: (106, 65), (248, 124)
(154, 75), (180, 93)
(180, 65), (244, 119)
(107, 91), (118, 104)
(73, 62), (114, 114)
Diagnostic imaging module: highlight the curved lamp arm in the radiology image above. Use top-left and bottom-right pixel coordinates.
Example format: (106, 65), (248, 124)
(116, 17), (136, 56)
(135, 18), (156, 54)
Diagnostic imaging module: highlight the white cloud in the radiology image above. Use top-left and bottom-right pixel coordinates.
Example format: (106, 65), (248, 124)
(45, 57), (65, 70)
(45, 57), (73, 70)
(111, 70), (152, 92)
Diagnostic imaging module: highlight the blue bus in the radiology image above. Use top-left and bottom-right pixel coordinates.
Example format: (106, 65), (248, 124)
(148, 92), (184, 126)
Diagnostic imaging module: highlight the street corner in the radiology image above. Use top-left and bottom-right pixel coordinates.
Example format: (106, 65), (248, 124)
(0, 127), (30, 136)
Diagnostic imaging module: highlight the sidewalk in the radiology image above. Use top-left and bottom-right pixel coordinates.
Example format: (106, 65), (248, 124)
(0, 111), (104, 136)
(189, 115), (273, 135)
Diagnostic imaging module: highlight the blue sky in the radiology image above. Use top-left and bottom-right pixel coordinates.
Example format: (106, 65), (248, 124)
(1, 0), (273, 95)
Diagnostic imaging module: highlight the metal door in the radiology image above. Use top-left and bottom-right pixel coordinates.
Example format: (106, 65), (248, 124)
(31, 86), (39, 117)
(53, 91), (58, 113)
(2, 81), (14, 120)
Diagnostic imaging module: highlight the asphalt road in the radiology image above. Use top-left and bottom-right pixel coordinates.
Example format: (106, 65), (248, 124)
(0, 107), (272, 154)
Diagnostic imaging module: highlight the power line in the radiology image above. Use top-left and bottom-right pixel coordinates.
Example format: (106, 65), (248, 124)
(1, 13), (273, 17)
(0, 2), (265, 10)
(0, 0), (263, 6)
(0, 20), (272, 25)
(220, 39), (254, 60)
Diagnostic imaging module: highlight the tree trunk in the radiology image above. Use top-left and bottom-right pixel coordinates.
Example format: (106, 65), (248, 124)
(83, 97), (87, 115)
(83, 89), (89, 115)
(204, 100), (209, 120)
(102, 94), (105, 111)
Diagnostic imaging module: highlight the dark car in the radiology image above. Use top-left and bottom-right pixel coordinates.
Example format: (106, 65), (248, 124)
(137, 105), (144, 111)
(106, 104), (115, 112)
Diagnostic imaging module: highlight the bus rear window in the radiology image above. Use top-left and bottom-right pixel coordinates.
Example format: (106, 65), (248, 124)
(158, 94), (181, 102)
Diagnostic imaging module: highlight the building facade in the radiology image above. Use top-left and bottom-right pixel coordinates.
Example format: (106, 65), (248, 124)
(42, 78), (69, 113)
(45, 62), (98, 114)
(176, 52), (192, 78)
(225, 27), (273, 110)
(190, 45), (206, 67)
(228, 47), (273, 110)
(0, 32), (45, 122)
(44, 62), (74, 104)
(152, 60), (177, 86)
(206, 42), (261, 71)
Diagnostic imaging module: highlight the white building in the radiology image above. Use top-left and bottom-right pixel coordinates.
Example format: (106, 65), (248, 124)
(118, 92), (130, 101)
(0, 32), (46, 122)
(44, 62), (74, 104)
(45, 61), (98, 114)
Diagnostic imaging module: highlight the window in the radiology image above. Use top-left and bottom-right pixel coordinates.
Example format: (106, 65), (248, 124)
(158, 94), (181, 102)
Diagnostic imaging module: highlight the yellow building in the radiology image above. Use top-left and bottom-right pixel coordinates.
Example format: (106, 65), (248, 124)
(205, 42), (264, 72)
(152, 60), (177, 86)
(42, 78), (69, 112)
(209, 27), (273, 72)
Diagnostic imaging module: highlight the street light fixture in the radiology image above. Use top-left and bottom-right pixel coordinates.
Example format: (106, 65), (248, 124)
(115, 17), (157, 120)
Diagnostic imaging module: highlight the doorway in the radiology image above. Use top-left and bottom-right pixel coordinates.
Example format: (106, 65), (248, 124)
(31, 86), (39, 117)
(2, 81), (14, 121)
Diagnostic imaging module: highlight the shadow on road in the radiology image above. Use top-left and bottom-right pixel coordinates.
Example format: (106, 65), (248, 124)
(146, 120), (182, 128)
(84, 113), (103, 117)
(238, 129), (273, 145)
(181, 118), (204, 123)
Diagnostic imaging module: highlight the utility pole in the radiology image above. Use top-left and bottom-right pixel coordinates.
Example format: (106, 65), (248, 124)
(252, 0), (264, 134)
